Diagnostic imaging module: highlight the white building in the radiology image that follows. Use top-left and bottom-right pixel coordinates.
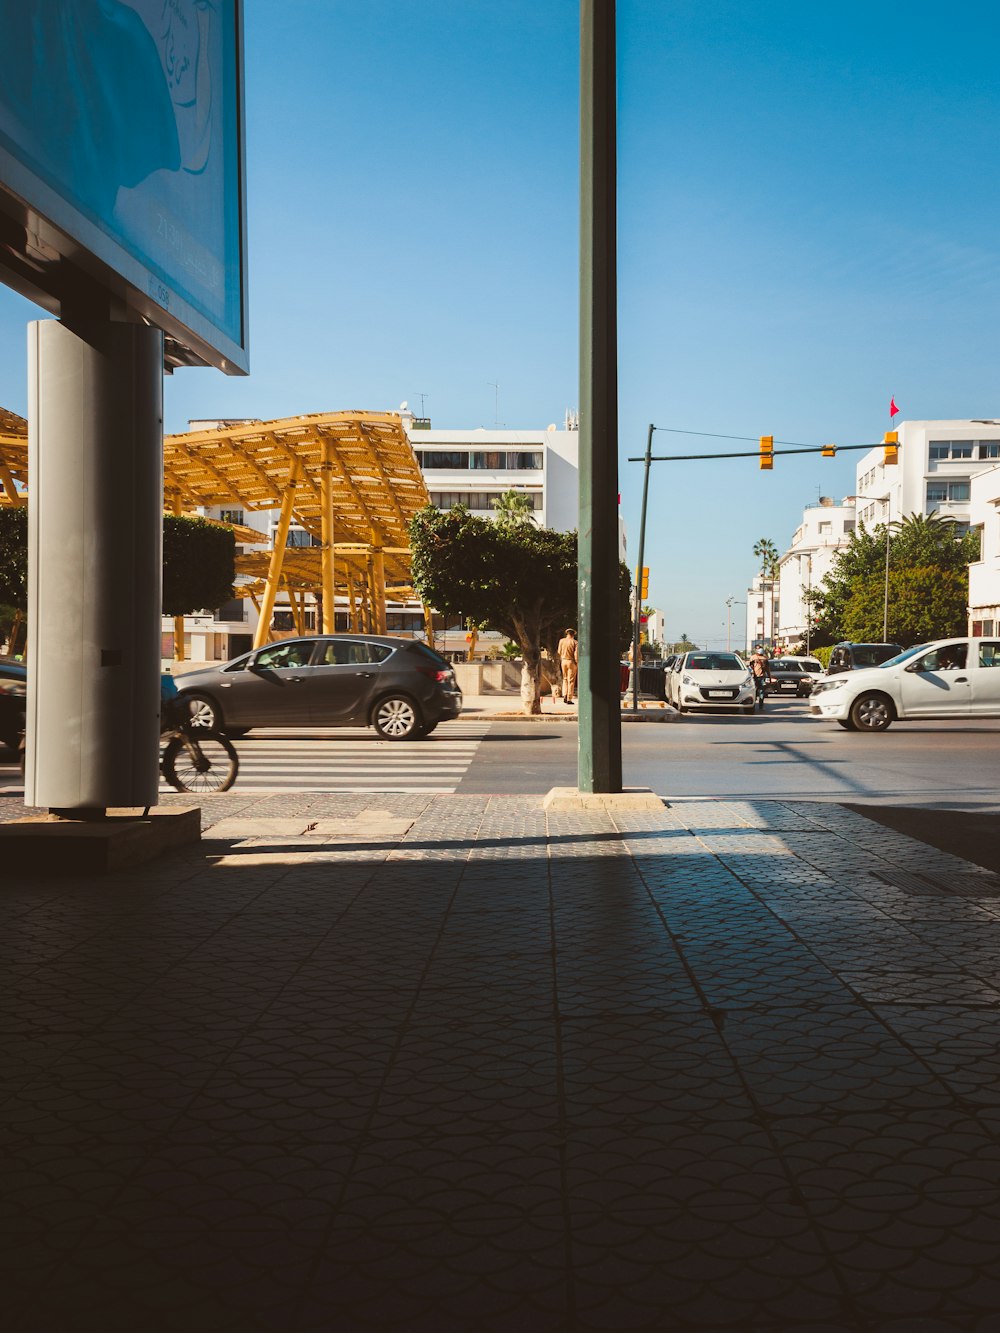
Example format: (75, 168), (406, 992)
(403, 409), (581, 534)
(745, 574), (778, 653)
(776, 496), (857, 647)
(855, 418), (1000, 532)
(968, 465), (1000, 637)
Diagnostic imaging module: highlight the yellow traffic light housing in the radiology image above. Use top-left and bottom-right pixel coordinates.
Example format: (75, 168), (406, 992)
(821, 444), (836, 457)
(639, 566), (649, 599)
(883, 431), (898, 465)
(759, 435), (774, 470)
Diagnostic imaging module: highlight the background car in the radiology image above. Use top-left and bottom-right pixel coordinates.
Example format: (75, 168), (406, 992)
(0, 658), (26, 752)
(176, 635), (462, 740)
(827, 642), (903, 674)
(809, 636), (1000, 731)
(766, 655), (825, 697)
(668, 650), (756, 714)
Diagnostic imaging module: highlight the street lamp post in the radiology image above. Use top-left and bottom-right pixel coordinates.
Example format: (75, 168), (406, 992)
(725, 597), (746, 653)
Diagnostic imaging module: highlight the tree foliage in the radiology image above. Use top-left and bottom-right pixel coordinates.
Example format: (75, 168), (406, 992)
(408, 505), (631, 713)
(162, 514), (236, 616)
(811, 514), (979, 646)
(840, 566), (970, 645)
(0, 508), (27, 611)
(0, 509), (235, 619)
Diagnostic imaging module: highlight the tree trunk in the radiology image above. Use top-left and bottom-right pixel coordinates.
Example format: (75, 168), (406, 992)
(519, 645), (542, 714)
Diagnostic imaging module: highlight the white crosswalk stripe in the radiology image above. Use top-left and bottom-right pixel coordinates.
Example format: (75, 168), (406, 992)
(159, 722), (493, 794)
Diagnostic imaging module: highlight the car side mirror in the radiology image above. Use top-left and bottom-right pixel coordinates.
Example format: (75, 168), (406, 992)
(904, 662), (920, 673)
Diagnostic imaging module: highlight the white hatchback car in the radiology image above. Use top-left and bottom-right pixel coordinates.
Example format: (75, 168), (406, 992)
(809, 636), (1000, 731)
(668, 650), (756, 714)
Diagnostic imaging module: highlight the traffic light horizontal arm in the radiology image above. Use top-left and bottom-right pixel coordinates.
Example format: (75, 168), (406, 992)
(628, 441), (889, 463)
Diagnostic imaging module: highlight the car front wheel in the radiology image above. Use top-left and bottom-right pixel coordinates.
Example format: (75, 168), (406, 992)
(372, 695), (424, 740)
(849, 692), (894, 732)
(183, 693), (222, 730)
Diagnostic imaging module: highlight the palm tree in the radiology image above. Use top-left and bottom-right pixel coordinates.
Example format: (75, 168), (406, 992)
(752, 537), (779, 647)
(491, 490), (538, 528)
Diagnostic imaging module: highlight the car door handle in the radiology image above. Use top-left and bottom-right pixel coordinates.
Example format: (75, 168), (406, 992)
(355, 671), (373, 678)
(954, 676), (968, 683)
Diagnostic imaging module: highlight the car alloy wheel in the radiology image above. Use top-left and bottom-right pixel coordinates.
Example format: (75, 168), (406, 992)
(850, 692), (893, 732)
(373, 695), (423, 740)
(184, 693), (221, 730)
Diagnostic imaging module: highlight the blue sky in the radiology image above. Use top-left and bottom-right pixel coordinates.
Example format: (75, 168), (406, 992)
(1, 1), (998, 646)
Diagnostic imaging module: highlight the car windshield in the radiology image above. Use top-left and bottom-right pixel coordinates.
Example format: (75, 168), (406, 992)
(686, 653), (742, 672)
(853, 644), (902, 667)
(876, 645), (926, 669)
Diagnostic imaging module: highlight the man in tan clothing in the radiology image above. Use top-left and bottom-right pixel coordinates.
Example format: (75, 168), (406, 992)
(557, 628), (578, 705)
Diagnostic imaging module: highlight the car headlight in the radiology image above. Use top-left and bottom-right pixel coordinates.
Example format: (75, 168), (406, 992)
(812, 678), (845, 695)
(682, 675), (694, 685)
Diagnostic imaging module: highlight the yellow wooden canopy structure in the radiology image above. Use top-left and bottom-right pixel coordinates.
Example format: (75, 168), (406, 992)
(0, 407), (28, 507)
(163, 411), (430, 646)
(1, 407), (432, 649)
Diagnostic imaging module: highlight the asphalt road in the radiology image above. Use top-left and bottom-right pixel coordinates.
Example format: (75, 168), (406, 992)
(456, 696), (1000, 808)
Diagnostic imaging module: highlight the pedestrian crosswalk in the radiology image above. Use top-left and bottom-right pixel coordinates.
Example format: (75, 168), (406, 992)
(160, 721), (493, 794)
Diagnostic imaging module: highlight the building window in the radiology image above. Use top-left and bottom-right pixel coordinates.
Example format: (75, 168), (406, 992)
(419, 451), (470, 469)
(214, 599), (245, 623)
(430, 490), (542, 511)
(979, 443), (1000, 460)
(926, 480), (970, 505)
(470, 451), (507, 470)
(929, 444), (949, 461)
(219, 508), (244, 525)
(285, 528), (321, 547)
(818, 521), (831, 534)
(844, 520), (855, 532)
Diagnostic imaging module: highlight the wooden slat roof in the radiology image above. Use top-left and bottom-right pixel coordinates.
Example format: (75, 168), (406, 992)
(163, 411), (429, 546)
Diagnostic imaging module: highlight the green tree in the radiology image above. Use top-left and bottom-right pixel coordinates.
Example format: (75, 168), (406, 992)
(840, 566), (969, 645)
(0, 509), (27, 616)
(409, 504), (632, 714)
(811, 513), (978, 644)
(491, 489), (538, 528)
(0, 508), (235, 622)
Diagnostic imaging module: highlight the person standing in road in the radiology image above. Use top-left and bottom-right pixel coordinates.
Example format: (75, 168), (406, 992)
(749, 646), (771, 711)
(558, 628), (578, 705)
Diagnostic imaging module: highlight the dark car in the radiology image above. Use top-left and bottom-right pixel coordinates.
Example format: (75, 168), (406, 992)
(766, 656), (825, 697)
(827, 642), (903, 675)
(175, 635), (463, 740)
(0, 658), (27, 751)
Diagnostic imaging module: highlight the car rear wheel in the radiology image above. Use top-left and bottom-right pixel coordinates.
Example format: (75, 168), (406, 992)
(849, 692), (894, 732)
(372, 695), (424, 740)
(184, 693), (222, 730)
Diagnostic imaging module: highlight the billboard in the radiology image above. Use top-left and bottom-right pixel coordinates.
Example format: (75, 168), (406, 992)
(0, 0), (247, 374)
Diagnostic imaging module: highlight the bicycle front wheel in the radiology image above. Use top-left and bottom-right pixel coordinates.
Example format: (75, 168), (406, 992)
(163, 733), (239, 793)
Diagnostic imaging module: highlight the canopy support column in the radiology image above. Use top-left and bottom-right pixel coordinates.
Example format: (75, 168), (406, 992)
(320, 441), (336, 633)
(253, 463), (300, 649)
(370, 532), (387, 635)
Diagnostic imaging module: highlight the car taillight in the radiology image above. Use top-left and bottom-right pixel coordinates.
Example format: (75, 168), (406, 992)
(417, 667), (452, 683)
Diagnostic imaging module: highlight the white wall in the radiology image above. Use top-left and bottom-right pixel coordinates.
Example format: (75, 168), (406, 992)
(855, 419), (1000, 531)
(968, 465), (1000, 635)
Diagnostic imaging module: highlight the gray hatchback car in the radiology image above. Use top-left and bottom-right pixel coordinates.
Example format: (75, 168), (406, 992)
(175, 635), (463, 740)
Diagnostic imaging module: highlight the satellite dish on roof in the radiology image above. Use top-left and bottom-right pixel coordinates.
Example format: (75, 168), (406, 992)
(399, 401), (408, 410)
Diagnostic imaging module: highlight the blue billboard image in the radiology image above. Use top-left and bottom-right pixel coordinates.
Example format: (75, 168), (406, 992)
(0, 0), (246, 370)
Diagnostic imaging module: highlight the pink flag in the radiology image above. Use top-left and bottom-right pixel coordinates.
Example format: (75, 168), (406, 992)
(889, 397), (900, 418)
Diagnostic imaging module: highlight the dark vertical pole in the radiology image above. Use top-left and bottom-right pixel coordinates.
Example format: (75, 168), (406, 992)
(630, 423), (653, 711)
(578, 0), (622, 793)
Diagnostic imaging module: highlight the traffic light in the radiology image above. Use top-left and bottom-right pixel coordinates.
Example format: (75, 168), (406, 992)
(639, 567), (649, 599)
(821, 444), (837, 457)
(883, 431), (898, 465)
(759, 435), (773, 470)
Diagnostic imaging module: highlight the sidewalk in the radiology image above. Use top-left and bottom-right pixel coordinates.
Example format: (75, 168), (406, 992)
(4, 790), (1000, 1331)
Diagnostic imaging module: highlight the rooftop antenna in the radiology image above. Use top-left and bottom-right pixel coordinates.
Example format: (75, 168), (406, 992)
(418, 393), (428, 417)
(488, 381), (501, 427)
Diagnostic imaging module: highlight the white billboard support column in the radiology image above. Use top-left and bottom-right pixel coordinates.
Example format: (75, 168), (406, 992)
(27, 320), (164, 813)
